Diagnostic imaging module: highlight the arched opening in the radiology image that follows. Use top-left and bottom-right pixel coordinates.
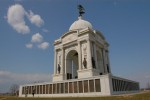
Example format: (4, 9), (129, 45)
(66, 50), (78, 80)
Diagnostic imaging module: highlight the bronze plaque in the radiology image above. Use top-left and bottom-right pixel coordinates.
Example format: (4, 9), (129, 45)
(46, 84), (49, 94)
(53, 84), (56, 94)
(95, 79), (101, 92)
(40, 85), (42, 94)
(49, 84), (52, 94)
(89, 80), (94, 92)
(60, 83), (64, 93)
(74, 81), (78, 93)
(84, 80), (88, 93)
(65, 82), (68, 93)
(32, 86), (35, 94)
(43, 85), (45, 94)
(78, 81), (83, 93)
(37, 85), (39, 94)
(69, 82), (73, 93)
(57, 83), (60, 94)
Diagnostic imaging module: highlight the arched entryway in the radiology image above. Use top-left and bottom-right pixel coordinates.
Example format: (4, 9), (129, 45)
(66, 50), (78, 80)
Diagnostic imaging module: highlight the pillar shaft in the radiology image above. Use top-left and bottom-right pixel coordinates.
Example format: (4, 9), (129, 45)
(78, 42), (82, 70)
(87, 40), (92, 69)
(102, 49), (107, 73)
(61, 48), (64, 74)
(106, 50), (111, 73)
(54, 50), (57, 75)
(94, 42), (98, 69)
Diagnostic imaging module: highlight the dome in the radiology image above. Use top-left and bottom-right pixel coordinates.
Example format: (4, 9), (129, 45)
(69, 17), (93, 31)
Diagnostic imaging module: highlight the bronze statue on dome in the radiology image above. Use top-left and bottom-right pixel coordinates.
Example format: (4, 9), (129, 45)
(78, 5), (85, 17)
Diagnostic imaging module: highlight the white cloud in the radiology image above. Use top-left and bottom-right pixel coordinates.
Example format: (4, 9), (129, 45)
(7, 4), (45, 34)
(6, 4), (47, 50)
(42, 28), (49, 33)
(38, 42), (49, 50)
(25, 43), (33, 48)
(27, 10), (44, 27)
(7, 4), (30, 34)
(31, 33), (43, 43)
(0, 70), (52, 92)
(29, 33), (49, 50)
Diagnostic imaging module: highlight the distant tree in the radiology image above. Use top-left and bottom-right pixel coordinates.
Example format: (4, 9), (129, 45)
(9, 84), (19, 96)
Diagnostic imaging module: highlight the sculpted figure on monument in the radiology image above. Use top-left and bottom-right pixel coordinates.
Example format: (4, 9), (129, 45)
(58, 64), (61, 74)
(78, 5), (85, 17)
(83, 58), (87, 69)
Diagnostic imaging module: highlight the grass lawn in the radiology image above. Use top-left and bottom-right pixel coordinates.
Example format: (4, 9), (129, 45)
(0, 91), (150, 100)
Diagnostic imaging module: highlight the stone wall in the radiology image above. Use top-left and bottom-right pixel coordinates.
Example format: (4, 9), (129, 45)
(19, 74), (139, 97)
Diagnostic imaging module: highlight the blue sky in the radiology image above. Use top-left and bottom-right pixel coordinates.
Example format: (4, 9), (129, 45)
(0, 0), (150, 93)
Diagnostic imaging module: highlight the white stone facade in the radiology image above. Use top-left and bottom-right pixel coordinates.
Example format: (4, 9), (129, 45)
(19, 16), (139, 97)
(53, 23), (111, 82)
(19, 74), (139, 97)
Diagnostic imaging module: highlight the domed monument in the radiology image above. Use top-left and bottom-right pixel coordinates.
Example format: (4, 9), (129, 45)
(69, 16), (93, 31)
(19, 5), (139, 97)
(52, 5), (110, 82)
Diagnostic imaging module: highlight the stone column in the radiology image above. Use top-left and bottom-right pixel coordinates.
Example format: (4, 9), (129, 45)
(54, 49), (57, 75)
(87, 40), (92, 69)
(61, 48), (64, 74)
(64, 50), (67, 80)
(94, 42), (98, 69)
(102, 49), (107, 73)
(106, 50), (111, 73)
(101, 48), (105, 73)
(78, 41), (82, 70)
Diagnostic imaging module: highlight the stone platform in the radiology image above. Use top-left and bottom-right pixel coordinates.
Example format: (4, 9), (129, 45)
(19, 74), (139, 97)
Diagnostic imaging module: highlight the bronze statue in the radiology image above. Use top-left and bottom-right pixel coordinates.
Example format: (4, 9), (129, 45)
(83, 58), (87, 68)
(78, 5), (85, 17)
(58, 64), (61, 74)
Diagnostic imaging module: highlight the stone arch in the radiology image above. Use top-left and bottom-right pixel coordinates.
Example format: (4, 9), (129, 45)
(65, 50), (78, 79)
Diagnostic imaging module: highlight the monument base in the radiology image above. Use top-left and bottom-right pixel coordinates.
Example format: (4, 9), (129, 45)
(19, 74), (139, 97)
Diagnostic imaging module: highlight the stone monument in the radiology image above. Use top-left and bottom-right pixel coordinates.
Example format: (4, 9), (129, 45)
(19, 5), (139, 97)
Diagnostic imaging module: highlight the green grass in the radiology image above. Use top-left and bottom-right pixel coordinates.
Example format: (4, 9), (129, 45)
(0, 91), (150, 100)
